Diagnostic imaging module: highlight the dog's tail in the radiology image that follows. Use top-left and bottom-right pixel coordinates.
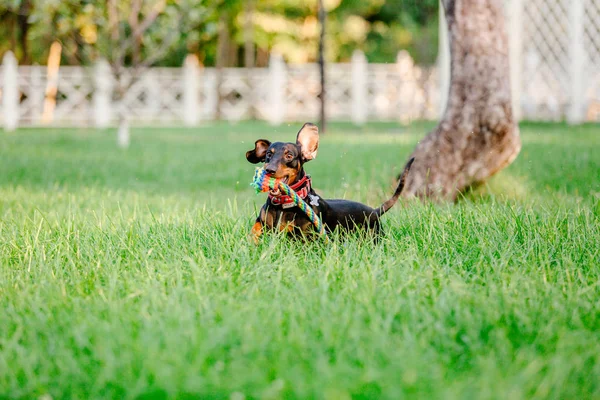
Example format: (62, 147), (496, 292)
(374, 157), (414, 217)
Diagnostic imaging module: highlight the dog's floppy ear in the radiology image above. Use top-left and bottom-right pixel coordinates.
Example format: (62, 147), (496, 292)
(296, 123), (319, 162)
(246, 139), (271, 164)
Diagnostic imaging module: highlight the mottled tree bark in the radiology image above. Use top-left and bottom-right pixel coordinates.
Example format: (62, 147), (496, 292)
(402, 0), (521, 200)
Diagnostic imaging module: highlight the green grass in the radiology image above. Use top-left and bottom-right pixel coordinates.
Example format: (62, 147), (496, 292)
(0, 121), (599, 399)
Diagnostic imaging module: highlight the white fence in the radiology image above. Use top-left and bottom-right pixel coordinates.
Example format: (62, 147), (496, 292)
(1, 0), (600, 129)
(516, 0), (600, 121)
(0, 50), (439, 128)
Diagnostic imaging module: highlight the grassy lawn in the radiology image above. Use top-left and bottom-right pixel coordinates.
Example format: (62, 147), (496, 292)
(0, 121), (599, 399)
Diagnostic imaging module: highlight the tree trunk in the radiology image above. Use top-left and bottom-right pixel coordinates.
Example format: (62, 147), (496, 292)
(244, 0), (255, 69)
(318, 0), (327, 133)
(9, 16), (17, 55)
(215, 12), (229, 120)
(17, 0), (32, 64)
(402, 0), (521, 200)
(244, 0), (256, 118)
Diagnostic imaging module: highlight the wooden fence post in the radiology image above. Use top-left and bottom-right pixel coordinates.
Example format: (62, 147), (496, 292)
(397, 50), (419, 123)
(202, 68), (218, 121)
(351, 50), (367, 125)
(568, 0), (585, 124)
(94, 58), (112, 128)
(268, 53), (285, 125)
(183, 54), (200, 126)
(508, 0), (523, 121)
(147, 70), (160, 120)
(41, 41), (61, 125)
(2, 51), (19, 132)
(30, 65), (43, 124)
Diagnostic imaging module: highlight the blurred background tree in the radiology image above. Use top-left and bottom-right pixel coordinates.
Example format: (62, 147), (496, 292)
(0, 0), (439, 67)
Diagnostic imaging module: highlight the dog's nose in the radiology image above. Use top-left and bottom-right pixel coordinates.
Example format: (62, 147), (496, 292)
(265, 166), (276, 175)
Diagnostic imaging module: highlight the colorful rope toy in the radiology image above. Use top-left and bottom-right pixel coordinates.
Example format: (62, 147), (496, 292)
(251, 167), (328, 240)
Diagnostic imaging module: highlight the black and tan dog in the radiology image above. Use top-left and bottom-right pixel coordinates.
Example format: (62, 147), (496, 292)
(247, 123), (414, 240)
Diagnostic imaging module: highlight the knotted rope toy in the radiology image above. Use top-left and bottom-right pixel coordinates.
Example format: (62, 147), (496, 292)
(251, 167), (328, 240)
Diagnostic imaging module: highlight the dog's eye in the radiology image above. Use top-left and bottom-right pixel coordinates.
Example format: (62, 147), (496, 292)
(285, 153), (293, 161)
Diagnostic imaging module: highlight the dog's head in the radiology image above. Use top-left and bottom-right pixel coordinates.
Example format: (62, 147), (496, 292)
(246, 123), (319, 185)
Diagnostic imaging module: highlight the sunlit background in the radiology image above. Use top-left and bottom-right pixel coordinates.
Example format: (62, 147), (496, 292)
(1, 0), (599, 132)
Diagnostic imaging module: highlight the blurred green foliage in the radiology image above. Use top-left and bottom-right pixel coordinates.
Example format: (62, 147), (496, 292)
(0, 0), (438, 66)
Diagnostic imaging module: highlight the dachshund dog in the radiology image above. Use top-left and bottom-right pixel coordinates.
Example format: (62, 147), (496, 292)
(247, 123), (414, 240)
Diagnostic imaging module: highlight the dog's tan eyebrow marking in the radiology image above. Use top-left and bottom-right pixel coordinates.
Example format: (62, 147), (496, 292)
(284, 145), (297, 154)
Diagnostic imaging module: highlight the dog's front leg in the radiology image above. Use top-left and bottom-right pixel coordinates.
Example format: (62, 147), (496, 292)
(250, 220), (263, 244)
(250, 206), (270, 244)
